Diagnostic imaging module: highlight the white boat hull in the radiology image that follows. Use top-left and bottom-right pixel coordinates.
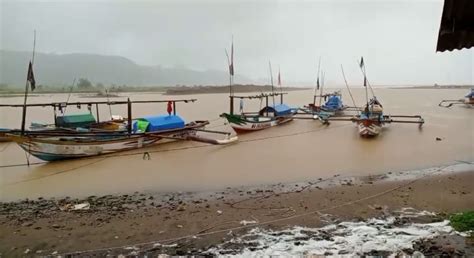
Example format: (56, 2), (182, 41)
(358, 122), (382, 137)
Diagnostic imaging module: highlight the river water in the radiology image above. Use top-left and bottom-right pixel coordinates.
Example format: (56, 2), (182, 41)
(0, 88), (472, 201)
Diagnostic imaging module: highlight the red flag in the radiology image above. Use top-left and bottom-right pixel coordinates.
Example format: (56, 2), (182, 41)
(27, 61), (36, 91)
(167, 101), (173, 115)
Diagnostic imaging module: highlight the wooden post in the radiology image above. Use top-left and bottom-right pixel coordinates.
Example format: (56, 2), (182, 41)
(53, 106), (58, 126)
(265, 96), (269, 116)
(173, 101), (176, 115)
(96, 103), (100, 123)
(127, 98), (132, 136)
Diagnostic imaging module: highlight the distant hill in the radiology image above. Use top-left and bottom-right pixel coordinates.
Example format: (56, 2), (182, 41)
(0, 50), (251, 87)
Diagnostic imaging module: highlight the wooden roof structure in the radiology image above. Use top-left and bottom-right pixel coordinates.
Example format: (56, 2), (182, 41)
(436, 0), (474, 52)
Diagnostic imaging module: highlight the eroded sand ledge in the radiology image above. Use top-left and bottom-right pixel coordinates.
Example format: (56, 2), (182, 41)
(0, 163), (473, 256)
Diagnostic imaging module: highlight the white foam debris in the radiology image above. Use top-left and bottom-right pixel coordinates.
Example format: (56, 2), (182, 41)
(208, 211), (458, 256)
(240, 220), (258, 225)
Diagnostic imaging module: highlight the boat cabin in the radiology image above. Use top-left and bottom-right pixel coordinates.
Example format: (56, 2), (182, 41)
(258, 103), (293, 117)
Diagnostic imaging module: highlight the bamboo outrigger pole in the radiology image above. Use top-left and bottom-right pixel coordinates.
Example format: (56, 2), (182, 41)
(21, 30), (36, 135)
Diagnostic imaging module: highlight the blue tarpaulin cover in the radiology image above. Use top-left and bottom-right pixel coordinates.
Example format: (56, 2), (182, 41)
(273, 104), (293, 116)
(323, 95), (343, 111)
(466, 89), (474, 98)
(133, 115), (185, 132)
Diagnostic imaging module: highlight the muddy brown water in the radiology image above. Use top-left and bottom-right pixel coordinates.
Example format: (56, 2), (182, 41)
(0, 88), (472, 201)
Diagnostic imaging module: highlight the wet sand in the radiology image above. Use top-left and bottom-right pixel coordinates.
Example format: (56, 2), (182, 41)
(0, 88), (473, 201)
(0, 163), (472, 256)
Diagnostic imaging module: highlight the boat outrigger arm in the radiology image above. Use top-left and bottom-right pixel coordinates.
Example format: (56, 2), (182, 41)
(324, 114), (425, 127)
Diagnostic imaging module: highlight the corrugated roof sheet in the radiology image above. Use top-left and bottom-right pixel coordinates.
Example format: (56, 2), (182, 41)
(436, 0), (474, 52)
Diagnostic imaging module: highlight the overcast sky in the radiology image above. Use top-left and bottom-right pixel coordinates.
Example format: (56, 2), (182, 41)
(1, 0), (472, 86)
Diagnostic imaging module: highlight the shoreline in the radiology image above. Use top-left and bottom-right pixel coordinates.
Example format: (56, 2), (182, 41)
(1, 162), (472, 256)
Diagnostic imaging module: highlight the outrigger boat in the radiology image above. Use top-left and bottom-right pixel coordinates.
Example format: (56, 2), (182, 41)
(6, 99), (238, 161)
(324, 57), (424, 137)
(296, 62), (360, 123)
(439, 88), (474, 108)
(4, 35), (237, 161)
(221, 92), (296, 133)
(220, 40), (296, 133)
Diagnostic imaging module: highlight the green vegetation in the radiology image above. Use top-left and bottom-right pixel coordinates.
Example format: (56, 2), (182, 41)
(450, 211), (474, 232)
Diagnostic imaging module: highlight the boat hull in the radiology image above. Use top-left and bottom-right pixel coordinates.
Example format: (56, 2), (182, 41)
(221, 113), (294, 134)
(7, 122), (208, 161)
(357, 121), (382, 137)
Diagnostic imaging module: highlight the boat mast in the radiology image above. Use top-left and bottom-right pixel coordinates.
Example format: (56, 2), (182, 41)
(318, 70), (325, 108)
(313, 57), (321, 106)
(225, 38), (234, 114)
(20, 30), (36, 135)
(269, 61), (275, 106)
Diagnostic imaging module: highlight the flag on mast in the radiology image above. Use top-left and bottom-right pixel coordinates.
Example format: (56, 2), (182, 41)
(229, 42), (234, 76)
(359, 56), (364, 69)
(27, 61), (36, 91)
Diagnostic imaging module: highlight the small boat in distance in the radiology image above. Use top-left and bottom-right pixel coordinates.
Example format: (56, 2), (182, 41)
(439, 88), (474, 108)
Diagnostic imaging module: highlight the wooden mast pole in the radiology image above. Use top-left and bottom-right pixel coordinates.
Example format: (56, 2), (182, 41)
(225, 48), (234, 115)
(269, 61), (275, 106)
(127, 98), (132, 136)
(314, 57), (321, 107)
(21, 30), (36, 135)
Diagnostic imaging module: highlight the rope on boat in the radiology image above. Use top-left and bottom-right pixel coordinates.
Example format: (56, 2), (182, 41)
(60, 163), (456, 256)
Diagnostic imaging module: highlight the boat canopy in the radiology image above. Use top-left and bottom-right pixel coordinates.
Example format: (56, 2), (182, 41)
(465, 89), (474, 98)
(322, 95), (343, 111)
(56, 113), (96, 128)
(259, 104), (293, 116)
(133, 115), (185, 132)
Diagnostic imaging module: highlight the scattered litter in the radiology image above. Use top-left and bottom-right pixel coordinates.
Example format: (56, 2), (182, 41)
(217, 210), (223, 215)
(24, 249), (30, 254)
(436, 137), (442, 141)
(176, 224), (183, 228)
(73, 202), (90, 210)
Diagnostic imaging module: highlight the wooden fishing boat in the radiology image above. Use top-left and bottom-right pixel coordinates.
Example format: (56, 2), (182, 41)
(221, 92), (296, 134)
(439, 88), (474, 108)
(356, 98), (384, 137)
(220, 40), (296, 133)
(324, 57), (424, 137)
(5, 99), (238, 161)
(8, 120), (236, 161)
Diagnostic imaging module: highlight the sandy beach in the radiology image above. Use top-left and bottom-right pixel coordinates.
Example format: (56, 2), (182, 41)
(1, 163), (473, 256)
